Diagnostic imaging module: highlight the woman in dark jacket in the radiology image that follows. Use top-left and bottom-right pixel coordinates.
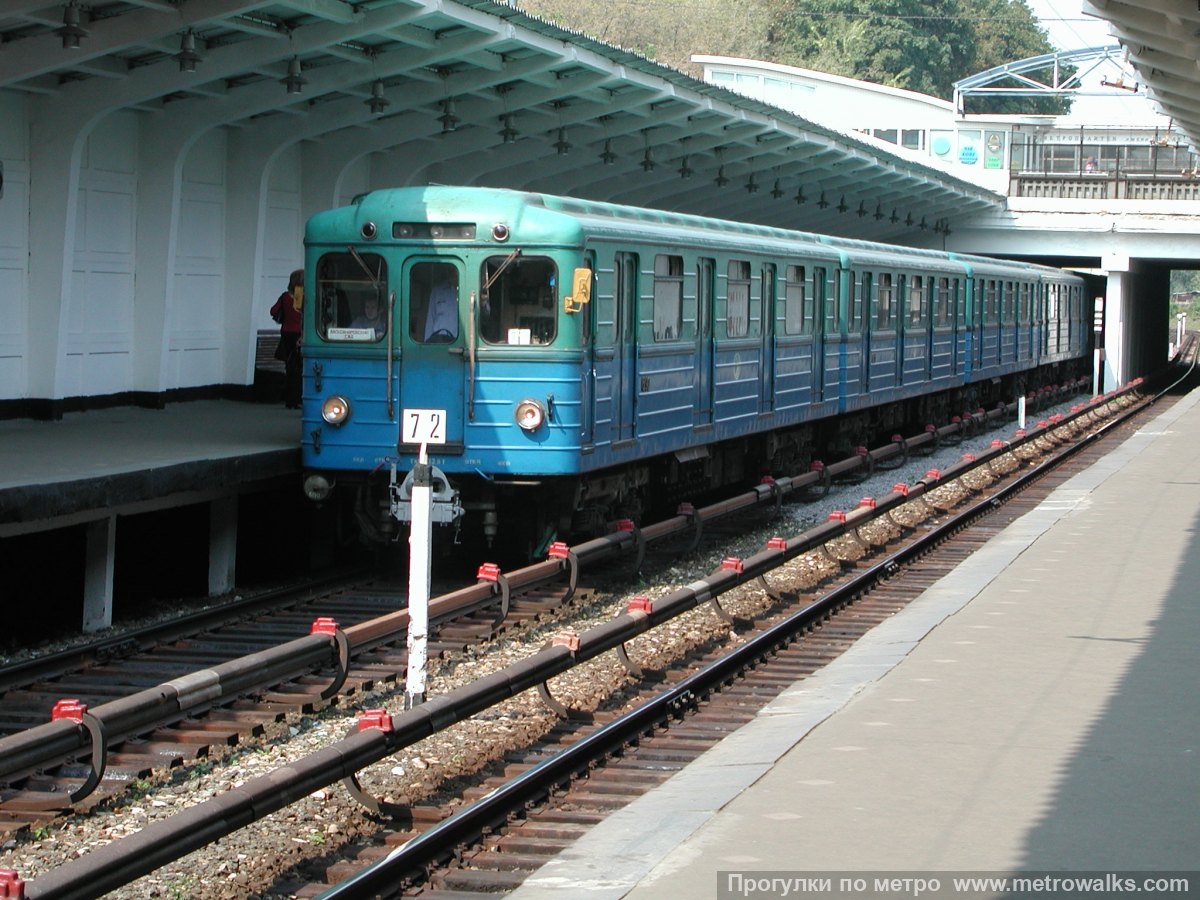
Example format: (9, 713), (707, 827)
(270, 269), (304, 408)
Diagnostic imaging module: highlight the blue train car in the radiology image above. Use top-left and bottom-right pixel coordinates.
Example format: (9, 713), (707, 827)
(299, 187), (1088, 557)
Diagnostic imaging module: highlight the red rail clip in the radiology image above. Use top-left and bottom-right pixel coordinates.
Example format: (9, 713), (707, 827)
(809, 460), (825, 472)
(719, 557), (744, 574)
(50, 699), (86, 723)
(477, 562), (502, 582)
(0, 869), (26, 899)
(961, 453), (976, 463)
(310, 617), (339, 636)
(627, 597), (653, 614)
(552, 631), (581, 652)
(893, 483), (910, 497)
(766, 536), (788, 551)
(925, 469), (942, 482)
(547, 541), (570, 560)
(357, 709), (393, 733)
(676, 502), (696, 516)
(859, 497), (876, 509)
(614, 519), (636, 533)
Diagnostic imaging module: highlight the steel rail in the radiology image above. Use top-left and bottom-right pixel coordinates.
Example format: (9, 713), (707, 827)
(19, 381), (1137, 900)
(0, 378), (1101, 804)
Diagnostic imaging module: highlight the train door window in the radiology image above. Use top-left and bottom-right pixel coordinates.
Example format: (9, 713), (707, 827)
(909, 275), (925, 327)
(697, 257), (714, 341)
(852, 272), (868, 333)
(653, 254), (683, 341)
(784, 265), (805, 335)
(315, 251), (387, 342)
(761, 263), (776, 334)
(478, 255), (558, 345)
(935, 277), (951, 327)
(726, 259), (751, 338)
(1019, 282), (1031, 324)
(820, 268), (837, 334)
(408, 261), (462, 344)
(876, 272), (894, 330)
(955, 278), (964, 322)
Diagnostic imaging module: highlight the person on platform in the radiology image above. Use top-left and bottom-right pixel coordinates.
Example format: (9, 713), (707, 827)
(270, 269), (304, 408)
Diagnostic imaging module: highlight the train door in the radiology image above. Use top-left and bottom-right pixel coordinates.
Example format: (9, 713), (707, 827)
(854, 271), (873, 398)
(398, 258), (466, 450)
(812, 266), (827, 400)
(695, 257), (715, 425)
(613, 251), (638, 443)
(580, 253), (597, 447)
(760, 263), (777, 413)
(961, 275), (976, 380)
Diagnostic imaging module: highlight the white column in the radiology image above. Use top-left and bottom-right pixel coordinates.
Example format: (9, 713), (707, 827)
(209, 495), (238, 596)
(83, 517), (116, 633)
(1101, 254), (1131, 391)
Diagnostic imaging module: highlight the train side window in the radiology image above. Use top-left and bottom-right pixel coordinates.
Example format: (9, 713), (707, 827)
(784, 264), (805, 335)
(479, 255), (558, 345)
(653, 254), (683, 341)
(985, 279), (999, 324)
(1004, 282), (1017, 324)
(726, 260), (750, 338)
(315, 251), (387, 342)
(909, 275), (925, 327)
(935, 277), (952, 327)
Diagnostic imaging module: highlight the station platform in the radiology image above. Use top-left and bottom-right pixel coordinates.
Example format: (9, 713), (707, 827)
(0, 399), (298, 535)
(0, 400), (300, 632)
(509, 389), (1200, 899)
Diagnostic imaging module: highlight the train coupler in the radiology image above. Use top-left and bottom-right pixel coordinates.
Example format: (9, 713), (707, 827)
(389, 462), (465, 525)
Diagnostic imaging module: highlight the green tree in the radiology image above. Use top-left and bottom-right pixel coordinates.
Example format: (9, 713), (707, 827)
(766, 0), (974, 97)
(514, 0), (1066, 109)
(513, 0), (777, 75)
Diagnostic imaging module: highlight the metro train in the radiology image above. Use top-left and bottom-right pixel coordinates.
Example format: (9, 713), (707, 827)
(298, 186), (1090, 558)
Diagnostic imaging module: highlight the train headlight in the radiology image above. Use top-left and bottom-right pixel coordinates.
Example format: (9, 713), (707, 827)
(515, 398), (546, 432)
(321, 395), (352, 426)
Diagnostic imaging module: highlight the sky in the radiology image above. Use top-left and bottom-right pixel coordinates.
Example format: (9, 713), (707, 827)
(1025, 0), (1112, 51)
(1024, 0), (1168, 126)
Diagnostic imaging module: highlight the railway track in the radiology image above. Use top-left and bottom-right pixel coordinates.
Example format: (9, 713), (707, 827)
(0, 381), (1097, 836)
(9, 369), (1186, 898)
(299, 400), (1148, 900)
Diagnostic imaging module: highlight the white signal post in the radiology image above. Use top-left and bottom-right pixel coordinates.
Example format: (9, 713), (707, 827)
(402, 409), (447, 709)
(1094, 297), (1105, 396)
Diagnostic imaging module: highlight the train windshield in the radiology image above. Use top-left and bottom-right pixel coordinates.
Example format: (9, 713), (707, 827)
(314, 252), (388, 342)
(408, 261), (460, 344)
(479, 256), (557, 346)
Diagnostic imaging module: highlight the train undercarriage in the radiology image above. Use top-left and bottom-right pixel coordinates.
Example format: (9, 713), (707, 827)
(321, 360), (1084, 564)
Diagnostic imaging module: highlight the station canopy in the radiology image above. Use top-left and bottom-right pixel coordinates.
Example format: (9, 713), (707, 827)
(3, 0), (1010, 240)
(1083, 0), (1200, 155)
